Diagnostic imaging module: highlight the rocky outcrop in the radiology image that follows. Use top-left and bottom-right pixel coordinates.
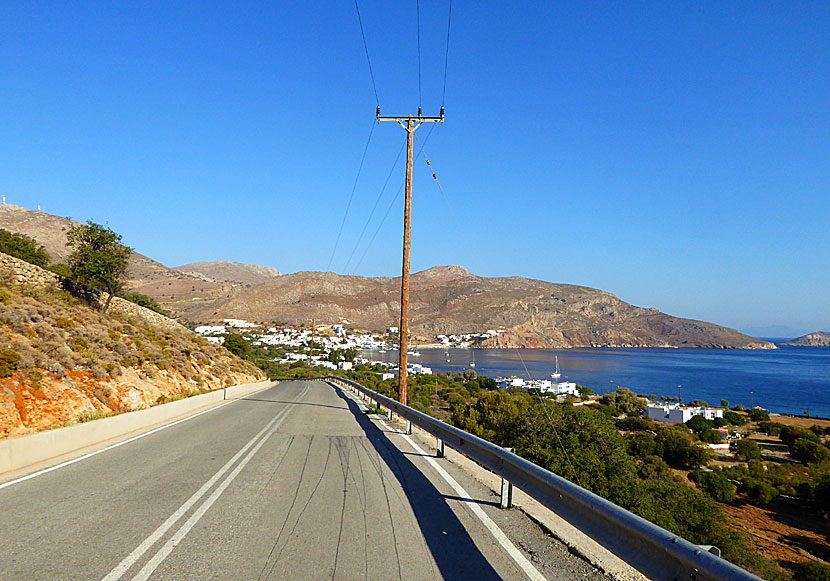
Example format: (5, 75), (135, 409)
(781, 332), (830, 347)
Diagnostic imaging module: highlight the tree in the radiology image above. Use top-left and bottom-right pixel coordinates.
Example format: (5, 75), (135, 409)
(748, 408), (770, 422)
(223, 333), (250, 360)
(65, 221), (132, 312)
(0, 229), (50, 267)
(731, 438), (761, 462)
(720, 399), (729, 409)
(690, 470), (735, 502)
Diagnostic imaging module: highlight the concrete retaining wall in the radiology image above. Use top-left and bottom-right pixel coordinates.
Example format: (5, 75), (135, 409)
(0, 380), (273, 476)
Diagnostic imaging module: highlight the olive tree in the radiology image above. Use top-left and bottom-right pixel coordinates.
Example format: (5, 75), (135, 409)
(66, 221), (132, 312)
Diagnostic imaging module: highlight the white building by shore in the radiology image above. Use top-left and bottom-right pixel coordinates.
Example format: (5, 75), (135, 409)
(646, 404), (723, 424)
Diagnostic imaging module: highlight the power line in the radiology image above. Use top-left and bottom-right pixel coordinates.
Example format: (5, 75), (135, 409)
(326, 120), (375, 273)
(416, 0), (422, 107)
(342, 141), (407, 273)
(354, 0), (380, 106)
(352, 125), (437, 273)
(412, 132), (479, 272)
(442, 0), (452, 107)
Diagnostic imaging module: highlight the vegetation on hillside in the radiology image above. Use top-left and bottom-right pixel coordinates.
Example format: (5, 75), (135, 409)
(65, 221), (132, 312)
(0, 228), (50, 268)
(0, 261), (263, 435)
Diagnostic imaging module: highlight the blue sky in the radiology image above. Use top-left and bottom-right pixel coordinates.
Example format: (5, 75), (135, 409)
(1, 2), (828, 332)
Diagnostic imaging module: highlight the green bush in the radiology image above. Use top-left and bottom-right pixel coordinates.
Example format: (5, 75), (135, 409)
(793, 561), (830, 581)
(731, 438), (762, 462)
(748, 408), (770, 422)
(690, 470), (735, 502)
(0, 347), (21, 377)
(0, 229), (50, 267)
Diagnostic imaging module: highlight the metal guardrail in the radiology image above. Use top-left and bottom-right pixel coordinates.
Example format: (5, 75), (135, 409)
(311, 375), (760, 581)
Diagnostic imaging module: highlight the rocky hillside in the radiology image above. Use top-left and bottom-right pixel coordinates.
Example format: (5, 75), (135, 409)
(0, 205), (773, 349)
(175, 261), (282, 286)
(186, 265), (774, 349)
(0, 252), (264, 439)
(782, 332), (830, 347)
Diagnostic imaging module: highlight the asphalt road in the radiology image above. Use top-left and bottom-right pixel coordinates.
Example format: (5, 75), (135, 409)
(0, 380), (608, 580)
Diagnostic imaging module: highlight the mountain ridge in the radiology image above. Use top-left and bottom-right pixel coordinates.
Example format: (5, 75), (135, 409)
(0, 205), (774, 349)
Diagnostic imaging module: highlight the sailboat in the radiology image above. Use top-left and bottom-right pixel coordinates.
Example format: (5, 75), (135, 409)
(470, 349), (476, 367)
(550, 355), (561, 381)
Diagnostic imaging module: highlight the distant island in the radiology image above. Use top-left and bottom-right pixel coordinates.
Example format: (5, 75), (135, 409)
(781, 331), (830, 347)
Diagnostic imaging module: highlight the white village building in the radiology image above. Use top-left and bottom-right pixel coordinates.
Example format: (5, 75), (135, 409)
(646, 404), (723, 424)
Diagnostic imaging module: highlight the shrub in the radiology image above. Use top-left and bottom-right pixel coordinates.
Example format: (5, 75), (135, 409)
(0, 347), (21, 377)
(118, 291), (168, 316)
(731, 438), (762, 462)
(748, 409), (770, 422)
(690, 470), (736, 502)
(27, 369), (44, 389)
(793, 561), (830, 581)
(0, 229), (50, 267)
(791, 438), (830, 465)
(722, 411), (747, 426)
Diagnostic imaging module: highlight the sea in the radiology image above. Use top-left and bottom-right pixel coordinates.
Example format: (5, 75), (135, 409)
(362, 343), (830, 419)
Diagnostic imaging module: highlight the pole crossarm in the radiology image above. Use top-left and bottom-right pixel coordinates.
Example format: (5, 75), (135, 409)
(377, 106), (444, 128)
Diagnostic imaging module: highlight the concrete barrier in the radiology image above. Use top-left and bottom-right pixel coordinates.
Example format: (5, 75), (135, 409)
(0, 380), (273, 477)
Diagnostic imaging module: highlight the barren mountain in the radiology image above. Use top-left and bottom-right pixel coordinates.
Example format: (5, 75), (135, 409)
(176, 261), (281, 286)
(180, 265), (773, 349)
(0, 204), (193, 288)
(781, 332), (830, 347)
(0, 205), (773, 349)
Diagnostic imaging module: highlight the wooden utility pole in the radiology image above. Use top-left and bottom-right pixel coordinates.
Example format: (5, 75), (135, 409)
(377, 106), (443, 405)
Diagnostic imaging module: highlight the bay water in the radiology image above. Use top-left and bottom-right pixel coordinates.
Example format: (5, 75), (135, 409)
(363, 346), (830, 418)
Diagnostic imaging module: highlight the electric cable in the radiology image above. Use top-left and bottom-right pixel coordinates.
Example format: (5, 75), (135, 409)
(342, 141), (407, 273)
(354, 0), (380, 106)
(416, 0), (422, 107)
(442, 0), (452, 107)
(326, 121), (375, 274)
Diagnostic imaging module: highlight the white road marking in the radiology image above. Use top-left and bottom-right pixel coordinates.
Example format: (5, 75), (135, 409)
(0, 400), (238, 491)
(389, 425), (546, 581)
(131, 412), (286, 581)
(101, 383), (306, 580)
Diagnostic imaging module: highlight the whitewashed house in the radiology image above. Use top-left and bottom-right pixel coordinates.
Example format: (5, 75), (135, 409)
(646, 404), (724, 424)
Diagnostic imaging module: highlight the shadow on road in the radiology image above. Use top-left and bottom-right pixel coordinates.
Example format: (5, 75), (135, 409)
(333, 386), (503, 580)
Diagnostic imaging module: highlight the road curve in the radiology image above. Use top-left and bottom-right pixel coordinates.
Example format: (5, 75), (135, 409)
(0, 380), (607, 580)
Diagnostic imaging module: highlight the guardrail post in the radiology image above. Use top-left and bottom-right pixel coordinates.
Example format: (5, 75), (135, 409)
(436, 438), (445, 458)
(406, 420), (412, 435)
(500, 447), (514, 509)
(387, 407), (393, 420)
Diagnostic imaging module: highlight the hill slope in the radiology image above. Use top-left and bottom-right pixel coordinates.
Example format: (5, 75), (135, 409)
(184, 265), (773, 349)
(176, 261), (282, 286)
(0, 251), (264, 438)
(781, 332), (830, 347)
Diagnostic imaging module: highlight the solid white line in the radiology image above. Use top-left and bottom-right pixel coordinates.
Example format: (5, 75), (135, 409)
(393, 426), (546, 581)
(101, 406), (290, 581)
(0, 400), (239, 491)
(131, 417), (282, 581)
